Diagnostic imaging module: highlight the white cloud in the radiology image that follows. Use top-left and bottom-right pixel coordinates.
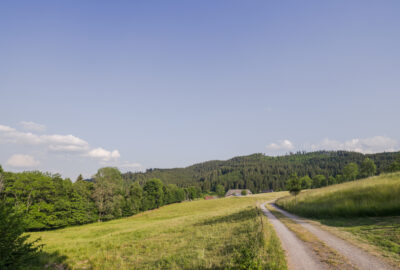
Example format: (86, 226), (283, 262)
(19, 121), (46, 132)
(0, 125), (16, 132)
(0, 124), (89, 152)
(42, 134), (89, 152)
(6, 154), (40, 167)
(311, 136), (398, 154)
(266, 139), (294, 151)
(0, 123), (121, 166)
(87, 147), (120, 161)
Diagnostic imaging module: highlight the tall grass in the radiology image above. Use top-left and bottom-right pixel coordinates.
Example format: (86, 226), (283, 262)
(29, 193), (287, 270)
(276, 173), (400, 218)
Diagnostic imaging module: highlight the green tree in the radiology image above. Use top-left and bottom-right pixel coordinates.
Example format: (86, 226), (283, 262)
(0, 203), (42, 269)
(130, 182), (143, 213)
(142, 178), (164, 210)
(286, 174), (301, 202)
(388, 161), (400, 172)
(186, 186), (201, 200)
(312, 175), (326, 188)
(73, 179), (98, 224)
(335, 174), (343, 183)
(92, 167), (123, 221)
(343, 163), (359, 181)
(328, 176), (337, 185)
(360, 158), (376, 178)
(163, 184), (181, 204)
(299, 176), (312, 189)
(76, 174), (84, 182)
(216, 184), (225, 197)
(241, 190), (248, 196)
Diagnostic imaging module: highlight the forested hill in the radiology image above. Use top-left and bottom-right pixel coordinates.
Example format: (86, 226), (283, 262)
(124, 151), (400, 193)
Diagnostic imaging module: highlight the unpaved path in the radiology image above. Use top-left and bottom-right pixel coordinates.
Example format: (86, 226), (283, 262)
(266, 203), (396, 270)
(260, 203), (326, 270)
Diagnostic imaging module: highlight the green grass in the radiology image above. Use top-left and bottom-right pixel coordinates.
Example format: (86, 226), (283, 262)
(320, 216), (400, 257)
(276, 172), (400, 260)
(276, 172), (400, 218)
(29, 193), (287, 270)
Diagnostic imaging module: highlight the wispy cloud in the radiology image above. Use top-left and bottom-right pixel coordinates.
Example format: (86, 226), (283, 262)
(0, 124), (89, 152)
(19, 121), (46, 132)
(311, 136), (398, 154)
(266, 139), (294, 151)
(0, 123), (119, 161)
(6, 154), (40, 167)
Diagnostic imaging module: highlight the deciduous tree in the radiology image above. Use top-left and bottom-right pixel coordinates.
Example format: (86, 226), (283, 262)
(360, 158), (376, 178)
(343, 163), (359, 181)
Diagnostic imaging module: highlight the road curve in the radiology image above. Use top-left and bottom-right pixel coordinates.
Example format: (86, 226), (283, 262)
(260, 203), (325, 270)
(269, 203), (397, 270)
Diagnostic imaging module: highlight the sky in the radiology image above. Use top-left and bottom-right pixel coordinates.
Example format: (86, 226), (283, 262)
(1, 0), (400, 180)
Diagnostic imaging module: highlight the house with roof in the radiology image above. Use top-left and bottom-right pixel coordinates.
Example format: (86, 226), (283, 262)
(225, 189), (252, 197)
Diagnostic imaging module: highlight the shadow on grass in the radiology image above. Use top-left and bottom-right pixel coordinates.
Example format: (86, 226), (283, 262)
(195, 207), (256, 226)
(318, 216), (400, 228)
(31, 250), (70, 270)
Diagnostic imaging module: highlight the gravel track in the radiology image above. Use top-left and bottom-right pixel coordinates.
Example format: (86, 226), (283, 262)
(260, 203), (326, 270)
(267, 203), (397, 270)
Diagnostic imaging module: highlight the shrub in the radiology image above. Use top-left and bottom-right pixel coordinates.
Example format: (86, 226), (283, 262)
(0, 204), (42, 269)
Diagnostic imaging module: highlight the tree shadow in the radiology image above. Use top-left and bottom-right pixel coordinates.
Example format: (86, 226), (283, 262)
(33, 250), (70, 270)
(318, 215), (400, 228)
(195, 207), (257, 226)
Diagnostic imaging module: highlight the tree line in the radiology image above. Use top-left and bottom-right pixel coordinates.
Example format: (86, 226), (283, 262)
(1, 150), (400, 232)
(286, 157), (380, 194)
(0, 166), (202, 231)
(125, 151), (400, 193)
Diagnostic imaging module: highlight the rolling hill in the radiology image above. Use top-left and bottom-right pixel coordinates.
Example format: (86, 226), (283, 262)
(124, 151), (400, 193)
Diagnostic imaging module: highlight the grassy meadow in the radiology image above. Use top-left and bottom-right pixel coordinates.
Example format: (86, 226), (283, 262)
(276, 172), (400, 260)
(29, 192), (287, 270)
(276, 172), (400, 218)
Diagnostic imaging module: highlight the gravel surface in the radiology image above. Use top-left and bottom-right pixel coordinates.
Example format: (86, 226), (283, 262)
(260, 203), (326, 270)
(270, 203), (397, 270)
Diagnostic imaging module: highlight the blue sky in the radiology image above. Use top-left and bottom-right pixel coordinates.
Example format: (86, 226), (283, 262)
(1, 1), (400, 179)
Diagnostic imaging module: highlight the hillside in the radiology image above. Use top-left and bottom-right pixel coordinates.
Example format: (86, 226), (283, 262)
(124, 151), (400, 193)
(29, 193), (287, 270)
(276, 172), (400, 218)
(275, 172), (400, 260)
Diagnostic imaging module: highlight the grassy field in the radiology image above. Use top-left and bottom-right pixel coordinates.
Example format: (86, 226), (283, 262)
(319, 216), (400, 260)
(29, 192), (287, 270)
(276, 172), (400, 261)
(276, 172), (400, 218)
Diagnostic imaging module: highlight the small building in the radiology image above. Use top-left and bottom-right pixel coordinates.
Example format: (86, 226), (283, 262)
(225, 189), (252, 197)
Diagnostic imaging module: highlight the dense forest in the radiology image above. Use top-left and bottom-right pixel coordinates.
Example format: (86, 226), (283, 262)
(1, 150), (400, 232)
(124, 151), (400, 192)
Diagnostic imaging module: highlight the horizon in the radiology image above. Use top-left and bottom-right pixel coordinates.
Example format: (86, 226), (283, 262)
(2, 149), (399, 180)
(2, 1), (400, 179)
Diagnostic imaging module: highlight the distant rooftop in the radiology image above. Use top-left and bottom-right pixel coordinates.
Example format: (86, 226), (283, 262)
(225, 189), (252, 197)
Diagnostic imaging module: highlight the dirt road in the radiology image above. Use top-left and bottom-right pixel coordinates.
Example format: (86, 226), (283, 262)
(262, 202), (397, 270)
(260, 203), (326, 270)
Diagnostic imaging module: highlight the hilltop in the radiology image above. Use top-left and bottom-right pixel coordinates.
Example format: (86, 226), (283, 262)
(124, 151), (400, 192)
